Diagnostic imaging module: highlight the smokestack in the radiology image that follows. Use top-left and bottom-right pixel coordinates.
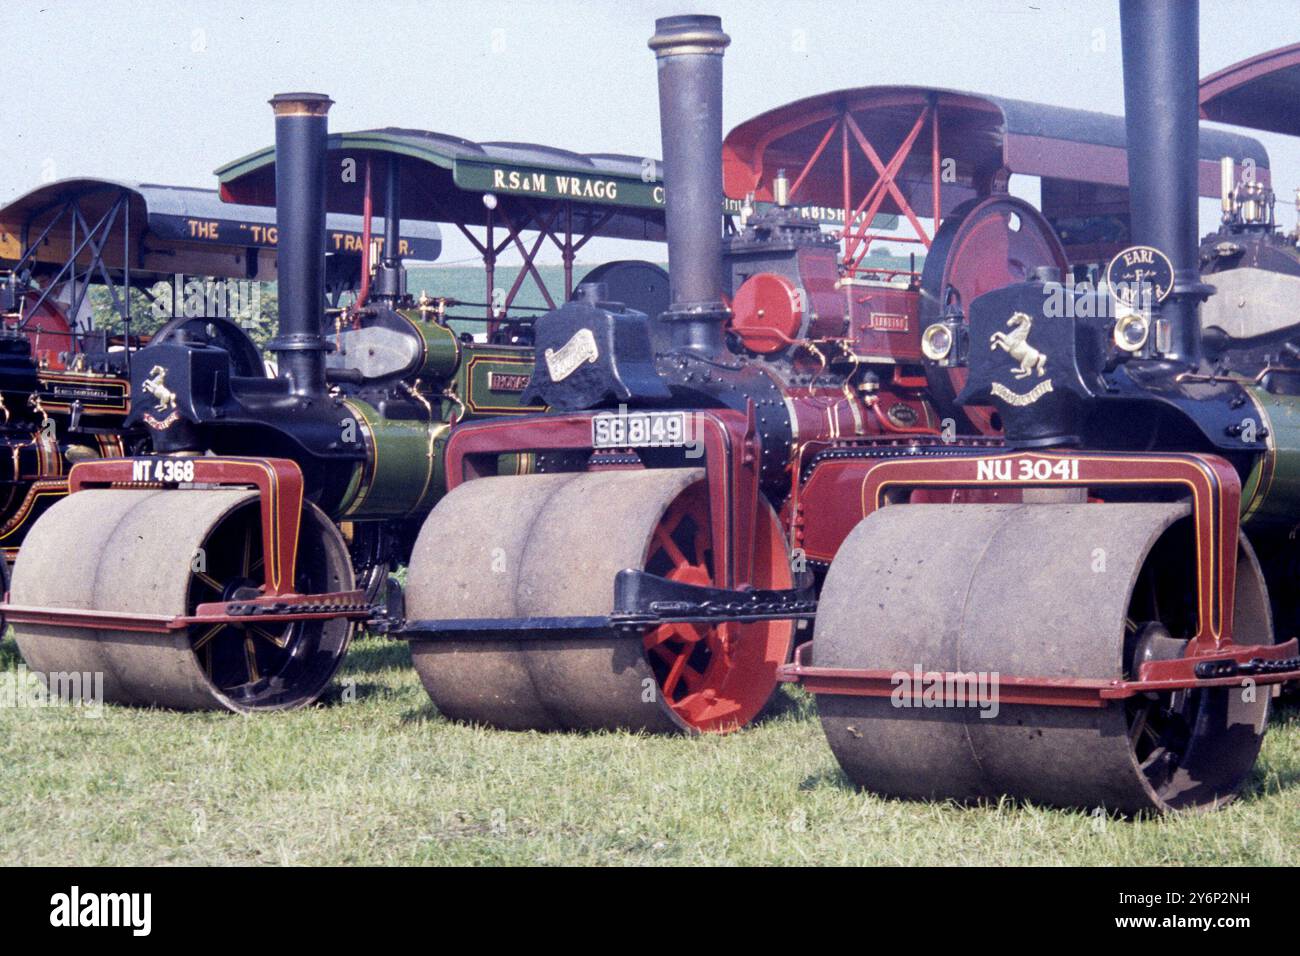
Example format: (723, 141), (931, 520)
(373, 155), (406, 300)
(384, 156), (401, 258)
(648, 14), (730, 355)
(267, 92), (332, 395)
(1119, 0), (1205, 365)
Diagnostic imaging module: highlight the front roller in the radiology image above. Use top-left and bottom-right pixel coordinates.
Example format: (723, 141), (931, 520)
(814, 502), (1275, 814)
(407, 468), (794, 733)
(10, 489), (354, 711)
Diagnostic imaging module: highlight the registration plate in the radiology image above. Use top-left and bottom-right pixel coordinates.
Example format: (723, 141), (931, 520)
(131, 457), (196, 483)
(592, 411), (689, 449)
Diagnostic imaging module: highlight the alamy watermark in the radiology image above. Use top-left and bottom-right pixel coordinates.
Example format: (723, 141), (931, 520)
(890, 665), (1000, 718)
(150, 273), (263, 325)
(0, 664), (104, 715)
(50, 886), (150, 936)
(1042, 276), (1157, 319)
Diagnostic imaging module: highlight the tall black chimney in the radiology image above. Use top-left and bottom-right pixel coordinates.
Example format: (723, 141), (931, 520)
(648, 14), (730, 355)
(373, 155), (406, 300)
(384, 155), (401, 258)
(1119, 0), (1205, 365)
(267, 92), (332, 395)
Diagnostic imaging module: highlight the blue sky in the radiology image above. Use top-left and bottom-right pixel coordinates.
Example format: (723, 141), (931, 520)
(5, 0), (1296, 264)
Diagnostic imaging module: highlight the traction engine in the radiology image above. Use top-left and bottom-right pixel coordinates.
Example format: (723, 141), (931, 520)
(397, 16), (1050, 733)
(0, 95), (560, 711)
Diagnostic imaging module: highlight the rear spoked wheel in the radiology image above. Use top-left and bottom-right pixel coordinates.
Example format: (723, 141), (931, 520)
(641, 482), (792, 731)
(1120, 520), (1274, 811)
(186, 501), (355, 709)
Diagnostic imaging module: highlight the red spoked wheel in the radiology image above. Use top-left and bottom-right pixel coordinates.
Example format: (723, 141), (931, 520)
(641, 483), (794, 732)
(409, 468), (794, 734)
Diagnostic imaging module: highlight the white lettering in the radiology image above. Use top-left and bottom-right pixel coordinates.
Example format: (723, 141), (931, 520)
(50, 886), (151, 937)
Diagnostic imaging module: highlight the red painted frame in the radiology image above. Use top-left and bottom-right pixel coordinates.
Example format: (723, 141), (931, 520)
(0, 592), (370, 635)
(455, 198), (619, 335)
(781, 639), (1299, 708)
(67, 456), (305, 596)
(780, 449), (1300, 706)
(444, 408), (762, 591)
(0, 456), (371, 633)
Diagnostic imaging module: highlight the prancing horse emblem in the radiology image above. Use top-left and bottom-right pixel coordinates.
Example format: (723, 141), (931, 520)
(142, 364), (177, 411)
(990, 312), (1047, 379)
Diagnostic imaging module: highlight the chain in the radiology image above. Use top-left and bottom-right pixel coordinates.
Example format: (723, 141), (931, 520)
(224, 600), (371, 618)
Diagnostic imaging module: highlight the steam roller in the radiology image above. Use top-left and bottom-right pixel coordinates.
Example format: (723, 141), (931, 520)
(2, 76), (648, 714)
(3, 0), (1296, 821)
(402, 1), (1300, 784)
(407, 468), (794, 733)
(9, 488), (354, 711)
(813, 503), (1274, 813)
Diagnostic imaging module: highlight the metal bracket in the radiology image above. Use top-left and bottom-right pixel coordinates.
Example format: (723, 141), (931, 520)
(608, 567), (816, 628)
(779, 638), (1300, 709)
(393, 568), (817, 642)
(0, 589), (372, 634)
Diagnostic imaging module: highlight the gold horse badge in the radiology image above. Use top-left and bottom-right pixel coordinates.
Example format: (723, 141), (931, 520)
(142, 365), (177, 411)
(990, 312), (1047, 379)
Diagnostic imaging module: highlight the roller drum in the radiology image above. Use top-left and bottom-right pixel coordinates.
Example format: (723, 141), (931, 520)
(408, 467), (793, 733)
(10, 488), (354, 712)
(815, 502), (1273, 813)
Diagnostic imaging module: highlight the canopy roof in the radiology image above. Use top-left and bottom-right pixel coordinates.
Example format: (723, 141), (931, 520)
(216, 128), (671, 243)
(0, 178), (442, 281)
(723, 85), (1271, 215)
(1200, 43), (1300, 137)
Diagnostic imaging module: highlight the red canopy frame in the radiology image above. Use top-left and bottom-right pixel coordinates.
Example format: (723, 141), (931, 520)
(724, 85), (1271, 277)
(743, 95), (944, 278)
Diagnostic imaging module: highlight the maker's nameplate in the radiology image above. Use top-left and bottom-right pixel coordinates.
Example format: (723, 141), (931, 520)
(487, 371), (530, 393)
(544, 328), (599, 382)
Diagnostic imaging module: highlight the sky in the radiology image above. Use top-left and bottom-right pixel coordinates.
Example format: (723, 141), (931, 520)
(4, 0), (1298, 266)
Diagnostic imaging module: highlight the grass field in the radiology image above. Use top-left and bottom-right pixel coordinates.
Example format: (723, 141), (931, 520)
(1, 633), (1295, 866)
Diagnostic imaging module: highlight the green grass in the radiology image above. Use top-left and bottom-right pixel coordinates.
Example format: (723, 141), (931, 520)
(0, 634), (1295, 866)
